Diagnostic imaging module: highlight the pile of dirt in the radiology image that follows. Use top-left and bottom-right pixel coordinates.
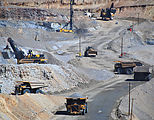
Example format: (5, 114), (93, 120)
(0, 94), (65, 120)
(119, 78), (154, 120)
(0, 64), (89, 94)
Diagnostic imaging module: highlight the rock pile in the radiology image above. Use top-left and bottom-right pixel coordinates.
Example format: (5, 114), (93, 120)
(0, 64), (88, 94)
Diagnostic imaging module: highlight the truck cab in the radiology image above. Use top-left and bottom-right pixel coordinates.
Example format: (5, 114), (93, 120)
(114, 61), (142, 74)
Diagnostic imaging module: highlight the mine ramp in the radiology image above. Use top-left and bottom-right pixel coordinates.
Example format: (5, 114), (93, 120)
(100, 3), (116, 21)
(14, 81), (47, 95)
(65, 93), (88, 115)
(84, 46), (97, 57)
(114, 61), (142, 74)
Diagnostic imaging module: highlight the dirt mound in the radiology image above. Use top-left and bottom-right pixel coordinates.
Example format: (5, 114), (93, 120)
(119, 78), (154, 120)
(0, 94), (65, 120)
(0, 64), (89, 94)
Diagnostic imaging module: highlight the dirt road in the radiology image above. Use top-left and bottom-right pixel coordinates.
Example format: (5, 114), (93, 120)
(51, 19), (152, 120)
(52, 75), (146, 120)
(0, 15), (153, 119)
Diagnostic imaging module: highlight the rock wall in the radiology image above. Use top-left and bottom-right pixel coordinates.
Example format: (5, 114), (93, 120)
(0, 64), (88, 94)
(0, 0), (154, 21)
(0, 94), (65, 120)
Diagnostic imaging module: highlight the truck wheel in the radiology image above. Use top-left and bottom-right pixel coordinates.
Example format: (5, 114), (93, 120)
(146, 74), (152, 81)
(85, 105), (88, 113)
(126, 68), (133, 75)
(36, 89), (44, 94)
(84, 51), (88, 57)
(82, 109), (85, 115)
(117, 68), (121, 74)
(23, 89), (30, 94)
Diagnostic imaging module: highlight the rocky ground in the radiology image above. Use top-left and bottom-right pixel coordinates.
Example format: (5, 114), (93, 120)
(0, 0), (154, 120)
(119, 78), (154, 120)
(0, 94), (65, 120)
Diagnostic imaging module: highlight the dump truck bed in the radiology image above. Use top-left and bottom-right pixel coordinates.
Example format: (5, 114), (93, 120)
(66, 93), (87, 99)
(15, 81), (47, 89)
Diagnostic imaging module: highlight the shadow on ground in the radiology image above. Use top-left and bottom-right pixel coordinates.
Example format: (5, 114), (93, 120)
(55, 111), (81, 116)
(55, 111), (68, 115)
(125, 79), (149, 81)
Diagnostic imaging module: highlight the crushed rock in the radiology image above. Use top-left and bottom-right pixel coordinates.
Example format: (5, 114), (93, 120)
(0, 64), (89, 94)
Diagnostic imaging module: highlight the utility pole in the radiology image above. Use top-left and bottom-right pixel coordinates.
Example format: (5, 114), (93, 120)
(70, 0), (74, 30)
(79, 36), (81, 56)
(120, 36), (123, 57)
(130, 98), (134, 120)
(128, 82), (131, 115)
(137, 13), (139, 25)
(48, 0), (49, 9)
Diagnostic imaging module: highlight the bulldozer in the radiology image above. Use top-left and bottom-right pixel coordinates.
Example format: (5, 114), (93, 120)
(114, 61), (142, 74)
(65, 93), (88, 115)
(14, 81), (47, 95)
(7, 38), (47, 64)
(100, 3), (116, 21)
(84, 46), (97, 57)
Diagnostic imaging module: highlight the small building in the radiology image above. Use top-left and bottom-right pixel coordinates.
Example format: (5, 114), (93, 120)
(134, 66), (152, 81)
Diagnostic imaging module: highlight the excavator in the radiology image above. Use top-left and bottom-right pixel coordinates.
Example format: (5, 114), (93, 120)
(57, 0), (74, 33)
(7, 38), (47, 64)
(100, 3), (116, 21)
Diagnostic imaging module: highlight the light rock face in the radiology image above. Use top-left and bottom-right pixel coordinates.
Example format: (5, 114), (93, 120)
(1, 0), (154, 20)
(119, 78), (154, 120)
(0, 94), (65, 120)
(1, 0), (107, 5)
(0, 64), (88, 94)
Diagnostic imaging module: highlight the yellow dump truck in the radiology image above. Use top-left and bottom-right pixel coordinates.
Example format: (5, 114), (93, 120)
(65, 93), (88, 115)
(84, 46), (97, 57)
(114, 61), (142, 74)
(15, 81), (47, 95)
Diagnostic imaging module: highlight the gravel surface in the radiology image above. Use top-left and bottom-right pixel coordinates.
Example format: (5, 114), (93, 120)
(0, 7), (153, 119)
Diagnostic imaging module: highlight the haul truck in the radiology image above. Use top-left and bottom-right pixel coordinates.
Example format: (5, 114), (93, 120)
(65, 93), (88, 115)
(15, 81), (47, 95)
(114, 61), (142, 74)
(84, 46), (97, 57)
(100, 3), (116, 20)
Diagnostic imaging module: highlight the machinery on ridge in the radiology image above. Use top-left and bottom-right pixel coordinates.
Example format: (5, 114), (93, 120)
(7, 38), (47, 64)
(100, 3), (116, 20)
(57, 0), (74, 33)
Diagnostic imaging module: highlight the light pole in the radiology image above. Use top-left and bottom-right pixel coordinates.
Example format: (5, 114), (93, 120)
(120, 36), (123, 57)
(137, 13), (139, 25)
(130, 98), (134, 120)
(119, 30), (126, 58)
(70, 0), (74, 30)
(128, 82), (131, 115)
(79, 36), (81, 56)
